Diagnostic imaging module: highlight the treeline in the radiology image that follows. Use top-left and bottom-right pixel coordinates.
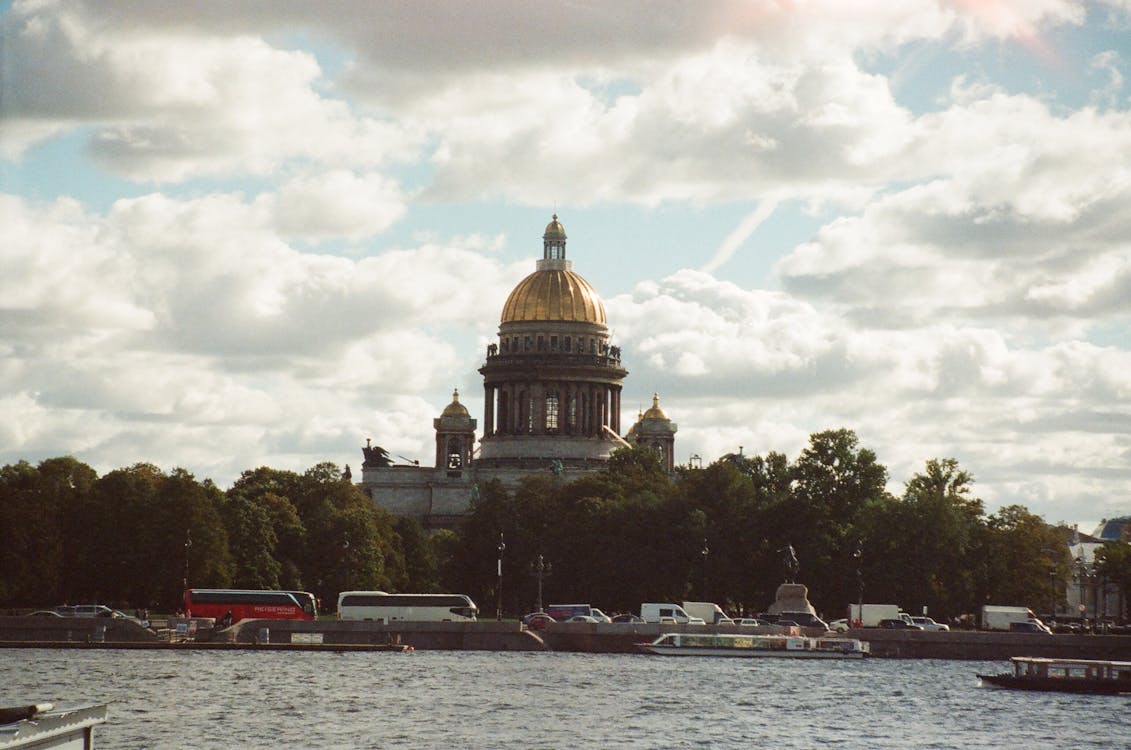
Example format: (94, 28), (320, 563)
(3, 429), (1130, 620)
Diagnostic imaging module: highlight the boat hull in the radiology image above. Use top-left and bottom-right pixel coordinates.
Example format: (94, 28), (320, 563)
(639, 645), (865, 658)
(977, 674), (1131, 695)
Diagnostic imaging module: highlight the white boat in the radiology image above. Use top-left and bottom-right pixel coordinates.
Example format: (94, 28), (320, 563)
(637, 632), (869, 658)
(0, 704), (107, 749)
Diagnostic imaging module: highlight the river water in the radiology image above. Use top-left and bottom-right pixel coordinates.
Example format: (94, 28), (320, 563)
(2, 648), (1127, 748)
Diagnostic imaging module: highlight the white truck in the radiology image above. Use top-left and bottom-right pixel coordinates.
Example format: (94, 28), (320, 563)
(681, 601), (734, 625)
(981, 605), (1044, 631)
(641, 603), (706, 624)
(847, 603), (914, 628)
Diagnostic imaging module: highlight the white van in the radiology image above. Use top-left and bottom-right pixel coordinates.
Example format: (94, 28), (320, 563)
(640, 603), (706, 624)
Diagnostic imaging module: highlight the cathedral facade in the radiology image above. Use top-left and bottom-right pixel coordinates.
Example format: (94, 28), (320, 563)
(359, 216), (676, 529)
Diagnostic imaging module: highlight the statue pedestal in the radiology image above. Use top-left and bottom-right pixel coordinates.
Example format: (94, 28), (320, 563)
(765, 582), (816, 615)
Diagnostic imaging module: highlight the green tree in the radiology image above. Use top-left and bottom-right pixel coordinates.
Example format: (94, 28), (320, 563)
(0, 458), (96, 606)
(895, 458), (986, 618)
(982, 505), (1065, 611)
(1094, 541), (1131, 620)
(786, 429), (889, 615)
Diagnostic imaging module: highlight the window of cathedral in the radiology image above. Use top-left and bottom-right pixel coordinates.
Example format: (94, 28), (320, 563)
(550, 335), (558, 351)
(563, 336), (571, 352)
(537, 335), (545, 351)
(528, 396), (536, 433)
(524, 336), (532, 352)
(546, 391), (560, 432)
(589, 338), (596, 354)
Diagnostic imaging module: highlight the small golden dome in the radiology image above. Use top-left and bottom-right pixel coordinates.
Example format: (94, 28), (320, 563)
(543, 213), (567, 240)
(642, 393), (668, 420)
(500, 268), (606, 324)
(441, 389), (469, 417)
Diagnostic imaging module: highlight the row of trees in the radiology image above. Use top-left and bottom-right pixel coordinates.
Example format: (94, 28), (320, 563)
(2, 428), (1128, 622)
(0, 457), (446, 612)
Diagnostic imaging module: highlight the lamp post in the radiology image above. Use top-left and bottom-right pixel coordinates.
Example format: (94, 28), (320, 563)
(853, 542), (863, 628)
(183, 529), (192, 591)
(532, 554), (551, 613)
(701, 540), (710, 599)
(1049, 567), (1057, 622)
(342, 534), (350, 592)
(496, 533), (506, 621)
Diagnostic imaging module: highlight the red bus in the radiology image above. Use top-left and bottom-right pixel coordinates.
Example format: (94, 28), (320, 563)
(183, 589), (318, 623)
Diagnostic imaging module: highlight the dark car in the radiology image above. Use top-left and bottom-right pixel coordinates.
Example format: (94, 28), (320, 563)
(758, 612), (829, 629)
(611, 613), (645, 624)
(879, 618), (924, 630)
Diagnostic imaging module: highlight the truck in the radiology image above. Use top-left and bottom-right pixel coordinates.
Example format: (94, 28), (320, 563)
(681, 601), (734, 625)
(640, 603), (706, 624)
(981, 605), (1044, 632)
(847, 603), (914, 628)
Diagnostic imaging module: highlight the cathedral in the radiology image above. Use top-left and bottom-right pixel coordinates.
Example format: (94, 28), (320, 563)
(359, 216), (677, 529)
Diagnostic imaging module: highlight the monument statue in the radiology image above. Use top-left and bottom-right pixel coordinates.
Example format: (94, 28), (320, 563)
(362, 438), (393, 469)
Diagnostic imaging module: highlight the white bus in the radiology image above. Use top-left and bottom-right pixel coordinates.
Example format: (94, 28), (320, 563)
(337, 591), (478, 622)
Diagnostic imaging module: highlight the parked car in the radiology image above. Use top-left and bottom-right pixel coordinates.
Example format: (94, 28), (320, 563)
(879, 618), (924, 630)
(589, 608), (612, 623)
(1009, 621), (1053, 634)
(55, 604), (116, 618)
(521, 612), (556, 630)
(566, 615), (599, 623)
(735, 618), (770, 628)
(910, 616), (949, 632)
(828, 618), (850, 633)
(759, 612), (829, 630)
(611, 614), (645, 624)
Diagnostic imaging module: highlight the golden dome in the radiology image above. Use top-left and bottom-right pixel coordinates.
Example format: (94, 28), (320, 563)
(500, 268), (607, 324)
(544, 214), (567, 240)
(441, 389), (469, 417)
(642, 393), (668, 420)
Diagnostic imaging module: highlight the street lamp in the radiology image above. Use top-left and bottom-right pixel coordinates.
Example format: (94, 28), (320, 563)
(701, 540), (709, 599)
(342, 534), (351, 592)
(496, 533), (506, 621)
(183, 529), (192, 590)
(1049, 567), (1057, 622)
(531, 554), (551, 613)
(853, 543), (863, 628)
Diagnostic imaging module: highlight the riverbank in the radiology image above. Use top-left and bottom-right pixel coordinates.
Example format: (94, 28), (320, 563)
(2, 615), (1129, 660)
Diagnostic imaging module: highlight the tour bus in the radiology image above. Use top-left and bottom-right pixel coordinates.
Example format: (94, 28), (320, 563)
(337, 591), (478, 623)
(183, 589), (318, 623)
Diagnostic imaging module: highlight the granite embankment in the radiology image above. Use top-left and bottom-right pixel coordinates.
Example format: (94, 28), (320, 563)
(2, 616), (1130, 660)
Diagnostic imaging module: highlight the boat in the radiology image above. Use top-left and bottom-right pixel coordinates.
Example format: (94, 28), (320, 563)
(977, 657), (1131, 694)
(0, 703), (107, 748)
(637, 632), (869, 658)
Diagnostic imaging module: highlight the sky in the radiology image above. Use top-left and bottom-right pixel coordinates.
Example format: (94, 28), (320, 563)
(2, 1), (1129, 533)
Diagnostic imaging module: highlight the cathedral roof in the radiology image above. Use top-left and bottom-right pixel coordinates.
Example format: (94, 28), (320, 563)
(642, 393), (668, 420)
(441, 389), (470, 417)
(499, 214), (607, 325)
(500, 268), (607, 324)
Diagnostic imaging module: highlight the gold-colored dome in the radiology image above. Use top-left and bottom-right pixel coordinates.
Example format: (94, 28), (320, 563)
(544, 214), (567, 240)
(500, 268), (607, 324)
(441, 389), (469, 417)
(642, 393), (668, 420)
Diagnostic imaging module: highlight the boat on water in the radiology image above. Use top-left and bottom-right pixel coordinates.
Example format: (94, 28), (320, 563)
(0, 703), (107, 749)
(977, 657), (1131, 695)
(637, 632), (869, 658)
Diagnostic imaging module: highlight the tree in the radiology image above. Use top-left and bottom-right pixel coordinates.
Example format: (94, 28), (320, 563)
(785, 429), (889, 614)
(1094, 541), (1131, 620)
(982, 505), (1066, 611)
(894, 458), (986, 618)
